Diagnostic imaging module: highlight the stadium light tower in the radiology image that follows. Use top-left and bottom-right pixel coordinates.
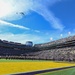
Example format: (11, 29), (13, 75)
(60, 34), (63, 38)
(68, 31), (71, 36)
(50, 37), (53, 41)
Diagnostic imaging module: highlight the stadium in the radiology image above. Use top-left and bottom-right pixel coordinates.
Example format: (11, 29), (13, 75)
(0, 0), (75, 75)
(0, 35), (75, 75)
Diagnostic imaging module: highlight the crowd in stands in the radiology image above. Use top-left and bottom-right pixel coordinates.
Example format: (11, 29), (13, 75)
(0, 36), (75, 61)
(23, 46), (75, 61)
(34, 35), (75, 48)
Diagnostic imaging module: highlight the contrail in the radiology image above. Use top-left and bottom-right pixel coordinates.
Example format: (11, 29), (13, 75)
(32, 7), (64, 30)
(0, 20), (30, 30)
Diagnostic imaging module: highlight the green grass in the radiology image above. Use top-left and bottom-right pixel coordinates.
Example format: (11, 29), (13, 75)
(0, 59), (51, 62)
(37, 68), (75, 75)
(0, 59), (75, 63)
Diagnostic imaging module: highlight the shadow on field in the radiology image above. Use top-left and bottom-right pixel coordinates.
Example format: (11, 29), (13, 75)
(11, 66), (75, 75)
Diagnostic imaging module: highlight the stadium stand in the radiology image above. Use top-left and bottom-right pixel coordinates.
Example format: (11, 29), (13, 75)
(0, 35), (75, 61)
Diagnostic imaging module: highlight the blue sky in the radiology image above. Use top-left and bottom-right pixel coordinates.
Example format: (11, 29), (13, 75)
(0, 0), (75, 44)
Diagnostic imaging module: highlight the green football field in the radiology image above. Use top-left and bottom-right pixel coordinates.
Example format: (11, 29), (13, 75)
(0, 59), (52, 62)
(37, 67), (75, 75)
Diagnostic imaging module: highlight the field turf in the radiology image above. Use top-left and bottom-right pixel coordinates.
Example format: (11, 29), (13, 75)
(0, 59), (75, 75)
(0, 59), (48, 62)
(37, 67), (75, 75)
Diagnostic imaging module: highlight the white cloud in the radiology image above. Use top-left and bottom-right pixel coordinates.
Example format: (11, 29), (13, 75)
(0, 20), (30, 30)
(0, 0), (64, 30)
(0, 0), (31, 20)
(0, 33), (49, 44)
